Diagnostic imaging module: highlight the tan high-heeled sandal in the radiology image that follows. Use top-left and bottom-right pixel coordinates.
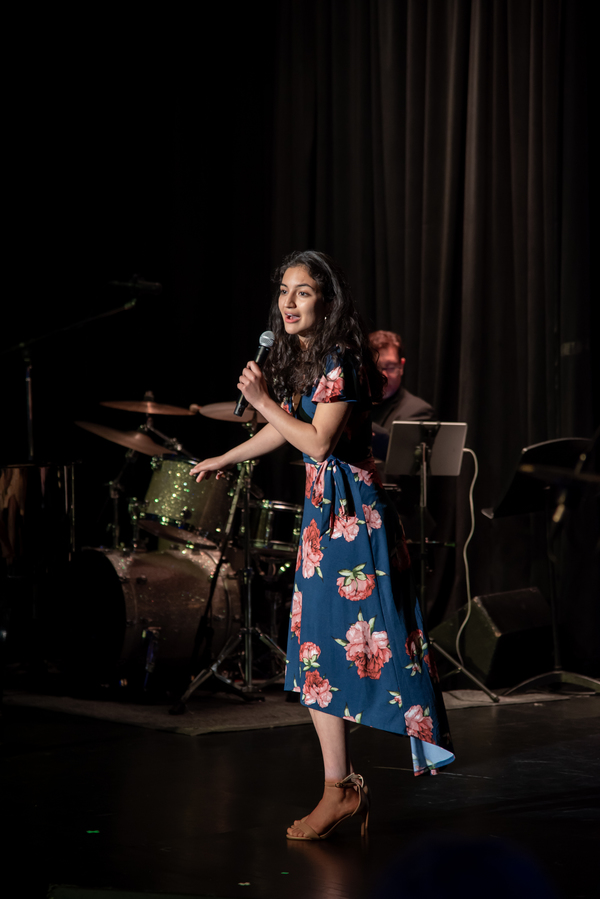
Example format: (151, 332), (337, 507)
(286, 773), (370, 841)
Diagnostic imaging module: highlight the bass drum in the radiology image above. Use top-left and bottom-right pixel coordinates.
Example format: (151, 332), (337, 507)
(55, 546), (241, 686)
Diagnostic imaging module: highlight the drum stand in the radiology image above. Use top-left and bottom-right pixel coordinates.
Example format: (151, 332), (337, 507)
(170, 423), (287, 713)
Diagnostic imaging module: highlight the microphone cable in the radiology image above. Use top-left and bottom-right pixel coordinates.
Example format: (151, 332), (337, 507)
(455, 447), (479, 668)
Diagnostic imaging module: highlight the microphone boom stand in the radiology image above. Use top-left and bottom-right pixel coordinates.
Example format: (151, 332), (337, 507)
(2, 297), (139, 462)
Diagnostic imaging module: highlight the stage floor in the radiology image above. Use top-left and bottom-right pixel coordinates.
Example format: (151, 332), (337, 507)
(2, 692), (599, 899)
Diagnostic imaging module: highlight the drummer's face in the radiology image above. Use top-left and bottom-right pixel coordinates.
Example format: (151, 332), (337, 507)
(279, 266), (326, 347)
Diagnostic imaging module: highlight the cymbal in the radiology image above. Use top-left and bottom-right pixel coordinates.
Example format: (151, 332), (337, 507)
(101, 400), (195, 416)
(200, 402), (267, 424)
(519, 464), (600, 486)
(75, 421), (166, 456)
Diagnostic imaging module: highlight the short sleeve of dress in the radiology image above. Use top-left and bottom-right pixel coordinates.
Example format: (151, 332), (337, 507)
(311, 352), (363, 405)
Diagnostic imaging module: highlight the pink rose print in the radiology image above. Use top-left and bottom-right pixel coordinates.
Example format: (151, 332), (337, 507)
(331, 507), (360, 542)
(388, 691), (403, 707)
(300, 641), (321, 670)
(343, 704), (363, 724)
(338, 613), (392, 680)
(304, 462), (326, 508)
(303, 670), (334, 708)
(362, 503), (382, 536)
(405, 629), (427, 675)
(405, 629), (424, 660)
(305, 463), (316, 499)
(295, 547), (301, 572)
(302, 519), (323, 579)
(291, 590), (302, 642)
(404, 704), (435, 744)
(313, 366), (344, 403)
(336, 564), (377, 601)
(348, 463), (374, 486)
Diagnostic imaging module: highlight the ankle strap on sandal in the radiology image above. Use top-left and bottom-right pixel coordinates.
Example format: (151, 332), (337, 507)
(329, 773), (365, 789)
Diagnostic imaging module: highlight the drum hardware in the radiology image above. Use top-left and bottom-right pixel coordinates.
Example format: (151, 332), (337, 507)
(170, 417), (288, 713)
(78, 398), (196, 548)
(142, 415), (195, 460)
(104, 449), (140, 550)
(127, 497), (147, 551)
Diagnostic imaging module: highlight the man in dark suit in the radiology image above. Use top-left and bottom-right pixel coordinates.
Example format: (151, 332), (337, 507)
(369, 329), (433, 432)
(369, 329), (435, 539)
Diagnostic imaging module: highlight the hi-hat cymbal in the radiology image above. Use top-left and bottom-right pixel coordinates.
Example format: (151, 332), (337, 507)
(200, 402), (266, 424)
(101, 400), (195, 416)
(76, 421), (166, 456)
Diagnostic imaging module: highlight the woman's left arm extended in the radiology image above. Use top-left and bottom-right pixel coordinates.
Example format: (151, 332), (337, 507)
(238, 361), (350, 462)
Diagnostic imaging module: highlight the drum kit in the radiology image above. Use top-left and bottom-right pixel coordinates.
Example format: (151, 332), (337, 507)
(71, 394), (301, 707)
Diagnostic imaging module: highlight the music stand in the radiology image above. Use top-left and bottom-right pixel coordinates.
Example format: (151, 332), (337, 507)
(483, 437), (600, 695)
(384, 422), (499, 701)
(385, 422), (467, 614)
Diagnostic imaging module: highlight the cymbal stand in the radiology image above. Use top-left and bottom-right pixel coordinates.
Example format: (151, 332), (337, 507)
(105, 449), (138, 549)
(170, 415), (287, 713)
(138, 391), (195, 459)
(142, 415), (194, 459)
(504, 429), (600, 696)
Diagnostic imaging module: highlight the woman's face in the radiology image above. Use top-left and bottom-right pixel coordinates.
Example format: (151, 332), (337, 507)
(278, 265), (326, 346)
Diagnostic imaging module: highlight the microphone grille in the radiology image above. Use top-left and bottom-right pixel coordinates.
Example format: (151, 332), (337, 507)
(259, 330), (275, 348)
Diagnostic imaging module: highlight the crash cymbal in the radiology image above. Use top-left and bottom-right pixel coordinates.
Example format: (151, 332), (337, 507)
(75, 421), (166, 456)
(101, 400), (195, 416)
(200, 402), (266, 424)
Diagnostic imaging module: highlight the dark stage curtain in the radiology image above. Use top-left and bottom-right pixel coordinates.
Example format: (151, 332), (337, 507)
(270, 0), (597, 667)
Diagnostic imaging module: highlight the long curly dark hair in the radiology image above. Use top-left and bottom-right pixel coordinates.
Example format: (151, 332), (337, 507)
(263, 250), (384, 403)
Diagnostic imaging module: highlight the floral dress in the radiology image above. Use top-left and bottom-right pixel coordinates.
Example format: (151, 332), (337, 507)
(283, 352), (455, 775)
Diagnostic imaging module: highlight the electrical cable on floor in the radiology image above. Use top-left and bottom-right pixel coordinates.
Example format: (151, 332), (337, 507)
(455, 447), (479, 668)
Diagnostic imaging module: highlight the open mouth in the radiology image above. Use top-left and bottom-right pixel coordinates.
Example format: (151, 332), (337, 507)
(284, 313), (301, 323)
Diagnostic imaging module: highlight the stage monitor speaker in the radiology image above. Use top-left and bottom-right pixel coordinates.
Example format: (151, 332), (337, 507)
(430, 588), (553, 688)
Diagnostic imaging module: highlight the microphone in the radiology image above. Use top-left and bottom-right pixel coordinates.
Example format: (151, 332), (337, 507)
(109, 276), (163, 295)
(234, 330), (275, 417)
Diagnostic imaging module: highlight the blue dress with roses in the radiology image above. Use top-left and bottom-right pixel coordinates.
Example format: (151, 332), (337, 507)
(283, 352), (454, 775)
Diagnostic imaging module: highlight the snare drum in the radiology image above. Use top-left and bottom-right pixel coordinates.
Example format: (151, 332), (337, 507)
(140, 456), (233, 547)
(250, 500), (302, 557)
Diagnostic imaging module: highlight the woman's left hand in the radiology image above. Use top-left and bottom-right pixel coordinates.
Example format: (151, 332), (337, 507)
(237, 360), (270, 410)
